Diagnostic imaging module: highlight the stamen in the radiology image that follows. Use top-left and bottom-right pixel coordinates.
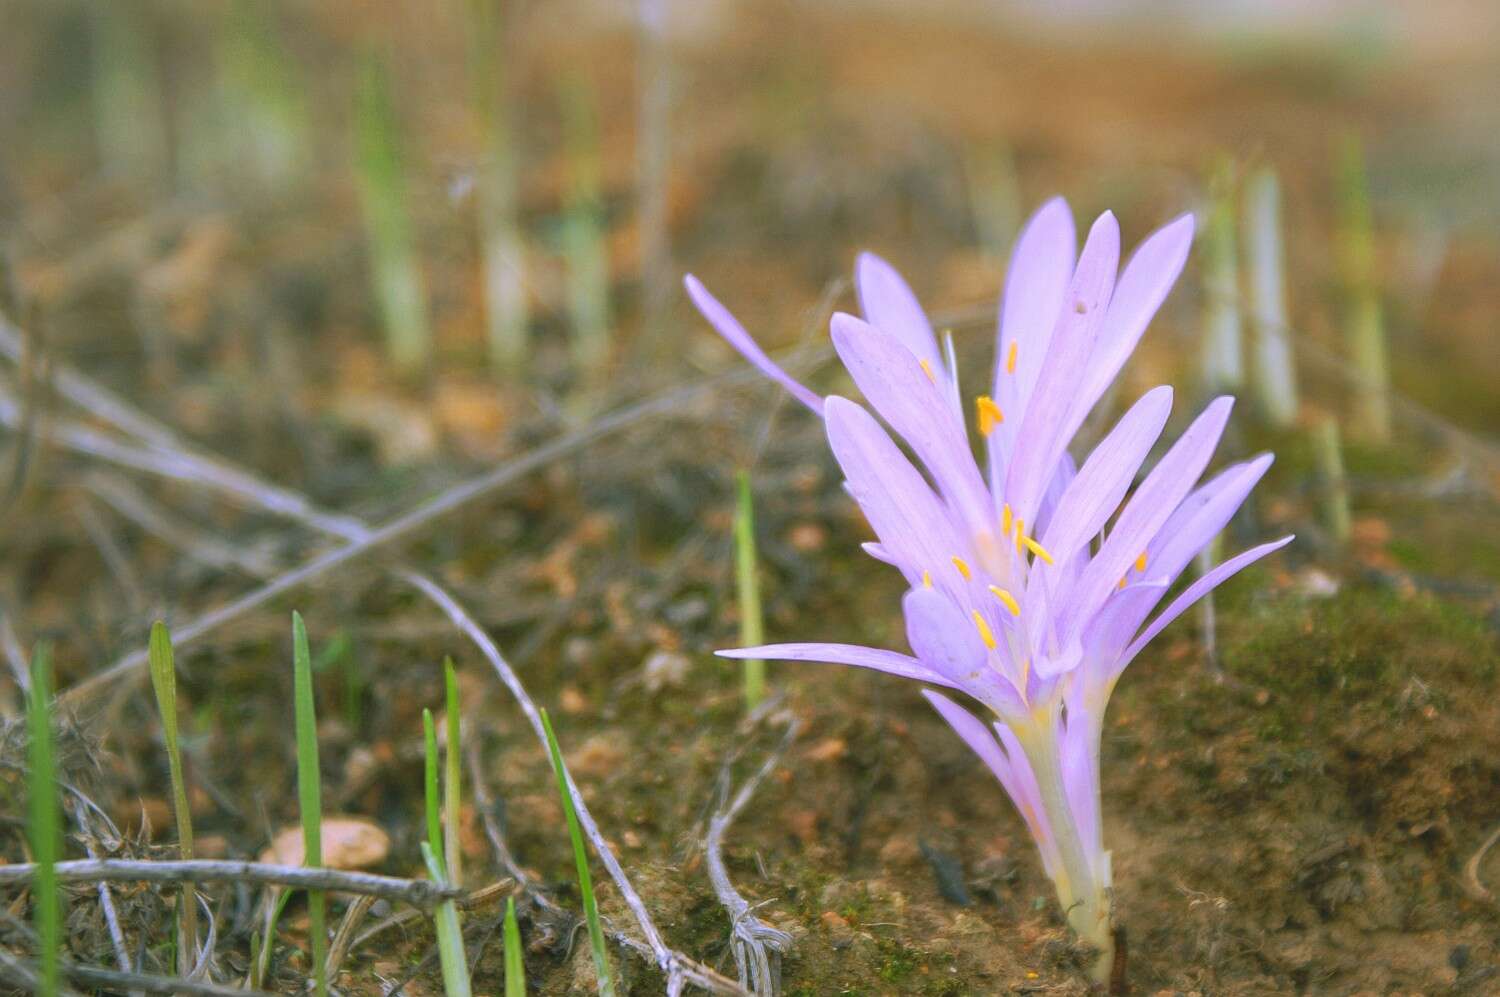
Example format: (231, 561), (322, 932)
(989, 585), (1021, 616)
(975, 395), (1004, 436)
(919, 358), (937, 384)
(1006, 341), (1018, 374)
(1135, 552), (1148, 573)
(1118, 576), (1128, 590)
(971, 611), (997, 649)
(1001, 503), (1013, 535)
(1014, 518), (1025, 555)
(1022, 535), (1055, 565)
(951, 555), (972, 580)
(922, 570), (932, 589)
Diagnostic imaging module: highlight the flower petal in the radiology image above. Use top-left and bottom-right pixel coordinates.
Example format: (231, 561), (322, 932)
(993, 196), (1076, 429)
(1114, 535), (1295, 678)
(684, 274), (823, 413)
(1066, 396), (1234, 639)
(825, 397), (962, 584)
(717, 643), (958, 688)
(1073, 213), (1195, 421)
(1003, 211), (1120, 527)
(856, 252), (941, 368)
(1147, 453), (1275, 588)
(830, 314), (994, 536)
(1039, 385), (1174, 567)
(903, 587), (987, 680)
(923, 691), (1061, 878)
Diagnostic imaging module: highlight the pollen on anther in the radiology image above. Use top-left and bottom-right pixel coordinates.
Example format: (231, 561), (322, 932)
(951, 556), (972, 580)
(989, 585), (1021, 616)
(922, 570), (932, 589)
(975, 395), (1004, 436)
(919, 358), (937, 384)
(1022, 536), (1055, 565)
(1013, 518), (1026, 554)
(1006, 341), (1018, 374)
(1135, 552), (1148, 573)
(971, 611), (997, 649)
(1001, 503), (1013, 535)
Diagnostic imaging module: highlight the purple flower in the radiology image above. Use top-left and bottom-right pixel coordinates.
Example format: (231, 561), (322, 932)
(686, 197), (1291, 981)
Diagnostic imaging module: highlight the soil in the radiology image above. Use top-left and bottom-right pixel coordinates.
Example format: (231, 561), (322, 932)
(2, 2), (1499, 994)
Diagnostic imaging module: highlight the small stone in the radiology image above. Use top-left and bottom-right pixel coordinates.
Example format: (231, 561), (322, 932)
(260, 817), (389, 869)
(788, 523), (827, 552)
(641, 650), (690, 691)
(805, 737), (847, 762)
(559, 686), (590, 714)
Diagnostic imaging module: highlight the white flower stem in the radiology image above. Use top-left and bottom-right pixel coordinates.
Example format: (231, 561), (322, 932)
(1016, 719), (1113, 984)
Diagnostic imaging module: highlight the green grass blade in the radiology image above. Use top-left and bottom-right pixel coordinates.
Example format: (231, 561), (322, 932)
(355, 50), (430, 374)
(443, 658), (463, 887)
(147, 622), (198, 974)
(292, 612), (326, 997)
(423, 707), (445, 876)
(27, 642), (60, 996)
(503, 895), (525, 997)
(540, 708), (614, 996)
(420, 842), (473, 997)
(734, 469), (766, 710)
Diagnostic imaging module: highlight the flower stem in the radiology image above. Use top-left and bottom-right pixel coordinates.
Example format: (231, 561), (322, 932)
(1016, 721), (1113, 983)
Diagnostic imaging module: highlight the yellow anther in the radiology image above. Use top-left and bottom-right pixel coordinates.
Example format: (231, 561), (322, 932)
(975, 395), (1004, 437)
(919, 358), (937, 384)
(989, 585), (1022, 616)
(1118, 575), (1128, 590)
(1006, 341), (1018, 374)
(1022, 535), (1055, 565)
(1014, 517), (1025, 554)
(972, 611), (997, 649)
(922, 570), (932, 589)
(1001, 503), (1013, 535)
(951, 555), (972, 580)
(1135, 552), (1148, 573)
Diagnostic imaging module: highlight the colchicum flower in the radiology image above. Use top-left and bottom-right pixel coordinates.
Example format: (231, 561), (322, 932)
(686, 197), (1292, 981)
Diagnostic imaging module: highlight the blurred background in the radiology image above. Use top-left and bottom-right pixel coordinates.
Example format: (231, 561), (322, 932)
(2, 1), (1500, 992)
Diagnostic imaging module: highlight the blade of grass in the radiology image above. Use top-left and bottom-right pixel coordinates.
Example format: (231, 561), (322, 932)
(559, 75), (611, 408)
(541, 708), (614, 996)
(1335, 132), (1390, 443)
(1243, 166), (1299, 427)
(147, 622), (199, 976)
(423, 708), (445, 873)
(443, 658), (462, 887)
(355, 50), (430, 374)
(503, 895), (524, 997)
(27, 641), (60, 996)
(292, 612), (326, 997)
(1201, 155), (1243, 391)
(422, 705), (472, 996)
(733, 470), (765, 710)
(419, 842), (473, 997)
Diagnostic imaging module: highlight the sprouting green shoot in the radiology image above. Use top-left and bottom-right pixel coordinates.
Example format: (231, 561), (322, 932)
(558, 75), (611, 407)
(443, 658), (463, 887)
(1334, 131), (1390, 443)
(147, 622), (198, 975)
(465, 0), (529, 374)
(27, 642), (60, 996)
(355, 49), (430, 374)
(1243, 166), (1299, 428)
(422, 704), (472, 997)
(1201, 155), (1243, 392)
(1314, 415), (1352, 545)
(503, 895), (525, 997)
(540, 708), (614, 996)
(734, 469), (766, 710)
(292, 611), (327, 997)
(423, 707), (445, 875)
(420, 842), (473, 997)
